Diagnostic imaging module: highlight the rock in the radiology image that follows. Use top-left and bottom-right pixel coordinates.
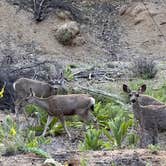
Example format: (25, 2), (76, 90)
(54, 21), (80, 45)
(130, 3), (145, 17)
(119, 3), (145, 17)
(43, 158), (63, 166)
(119, 5), (128, 16)
(134, 18), (144, 25)
(56, 9), (72, 20)
(72, 36), (86, 46)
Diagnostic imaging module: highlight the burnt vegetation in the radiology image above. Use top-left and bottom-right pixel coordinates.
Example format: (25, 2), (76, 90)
(0, 55), (64, 112)
(132, 57), (158, 79)
(6, 0), (83, 22)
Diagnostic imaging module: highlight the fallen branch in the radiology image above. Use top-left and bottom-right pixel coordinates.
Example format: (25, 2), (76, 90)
(70, 84), (126, 107)
(73, 68), (124, 81)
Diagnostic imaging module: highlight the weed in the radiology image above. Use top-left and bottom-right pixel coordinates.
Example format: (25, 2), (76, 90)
(80, 158), (88, 166)
(64, 65), (74, 81)
(127, 132), (139, 147)
(79, 128), (103, 150)
(108, 116), (133, 147)
(0, 115), (50, 157)
(24, 147), (51, 158)
(132, 57), (158, 79)
(148, 144), (160, 154)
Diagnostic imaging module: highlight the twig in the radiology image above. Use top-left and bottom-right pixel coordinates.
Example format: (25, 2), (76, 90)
(11, 60), (50, 73)
(33, 0), (37, 13)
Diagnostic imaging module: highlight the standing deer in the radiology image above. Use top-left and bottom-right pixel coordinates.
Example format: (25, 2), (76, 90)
(26, 88), (96, 138)
(13, 77), (67, 121)
(123, 84), (166, 147)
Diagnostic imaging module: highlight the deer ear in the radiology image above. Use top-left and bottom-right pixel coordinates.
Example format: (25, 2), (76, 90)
(138, 84), (146, 93)
(123, 84), (131, 93)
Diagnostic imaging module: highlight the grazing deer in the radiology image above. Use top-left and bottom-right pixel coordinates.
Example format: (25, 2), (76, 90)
(13, 77), (67, 121)
(26, 88), (96, 138)
(123, 84), (166, 147)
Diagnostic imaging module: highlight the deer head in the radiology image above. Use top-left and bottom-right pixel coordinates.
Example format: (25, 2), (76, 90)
(123, 84), (146, 103)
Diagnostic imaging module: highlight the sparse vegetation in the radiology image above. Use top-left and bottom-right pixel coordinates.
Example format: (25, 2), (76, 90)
(79, 128), (103, 150)
(132, 57), (158, 79)
(0, 115), (51, 157)
(148, 144), (160, 154)
(79, 100), (135, 150)
(64, 65), (74, 81)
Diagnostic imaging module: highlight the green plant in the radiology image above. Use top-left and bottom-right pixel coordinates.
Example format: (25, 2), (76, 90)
(94, 102), (129, 129)
(56, 29), (73, 45)
(148, 144), (160, 154)
(80, 158), (88, 166)
(24, 147), (51, 158)
(108, 116), (133, 147)
(132, 57), (158, 79)
(25, 104), (63, 136)
(79, 128), (103, 150)
(127, 132), (139, 147)
(64, 65), (74, 81)
(0, 115), (50, 157)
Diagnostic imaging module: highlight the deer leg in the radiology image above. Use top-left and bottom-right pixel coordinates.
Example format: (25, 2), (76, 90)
(77, 109), (90, 132)
(154, 129), (158, 145)
(42, 115), (54, 136)
(14, 99), (23, 124)
(59, 115), (71, 138)
(19, 100), (30, 124)
(88, 112), (99, 129)
(152, 123), (158, 145)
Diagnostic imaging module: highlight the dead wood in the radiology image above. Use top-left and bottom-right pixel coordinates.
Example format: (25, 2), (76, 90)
(73, 68), (124, 81)
(70, 84), (126, 107)
(7, 0), (83, 22)
(0, 57), (65, 111)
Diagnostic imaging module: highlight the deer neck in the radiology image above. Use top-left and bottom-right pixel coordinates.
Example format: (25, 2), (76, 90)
(132, 100), (143, 122)
(31, 97), (49, 110)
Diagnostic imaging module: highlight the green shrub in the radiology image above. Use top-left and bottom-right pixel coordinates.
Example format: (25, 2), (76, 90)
(79, 128), (103, 150)
(64, 65), (74, 81)
(126, 132), (139, 147)
(0, 115), (50, 157)
(148, 144), (160, 154)
(108, 116), (133, 147)
(94, 102), (130, 129)
(132, 57), (157, 79)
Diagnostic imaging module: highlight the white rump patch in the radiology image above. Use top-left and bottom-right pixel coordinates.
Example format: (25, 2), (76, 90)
(90, 97), (95, 105)
(13, 82), (16, 90)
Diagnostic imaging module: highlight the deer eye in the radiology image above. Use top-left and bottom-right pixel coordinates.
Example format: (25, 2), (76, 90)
(136, 93), (139, 97)
(129, 94), (132, 97)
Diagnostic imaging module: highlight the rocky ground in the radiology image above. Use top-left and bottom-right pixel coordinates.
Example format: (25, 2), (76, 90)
(1, 148), (166, 166)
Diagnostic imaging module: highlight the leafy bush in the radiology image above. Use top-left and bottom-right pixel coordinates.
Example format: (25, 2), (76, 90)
(148, 144), (160, 154)
(94, 102), (128, 128)
(126, 132), (139, 147)
(0, 115), (50, 157)
(108, 116), (133, 147)
(147, 84), (166, 103)
(132, 57), (158, 79)
(25, 104), (63, 136)
(64, 65), (74, 81)
(79, 101), (135, 150)
(79, 128), (103, 150)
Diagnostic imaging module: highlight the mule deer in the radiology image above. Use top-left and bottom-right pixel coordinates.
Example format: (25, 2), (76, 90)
(13, 77), (67, 121)
(26, 88), (96, 138)
(123, 84), (166, 147)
